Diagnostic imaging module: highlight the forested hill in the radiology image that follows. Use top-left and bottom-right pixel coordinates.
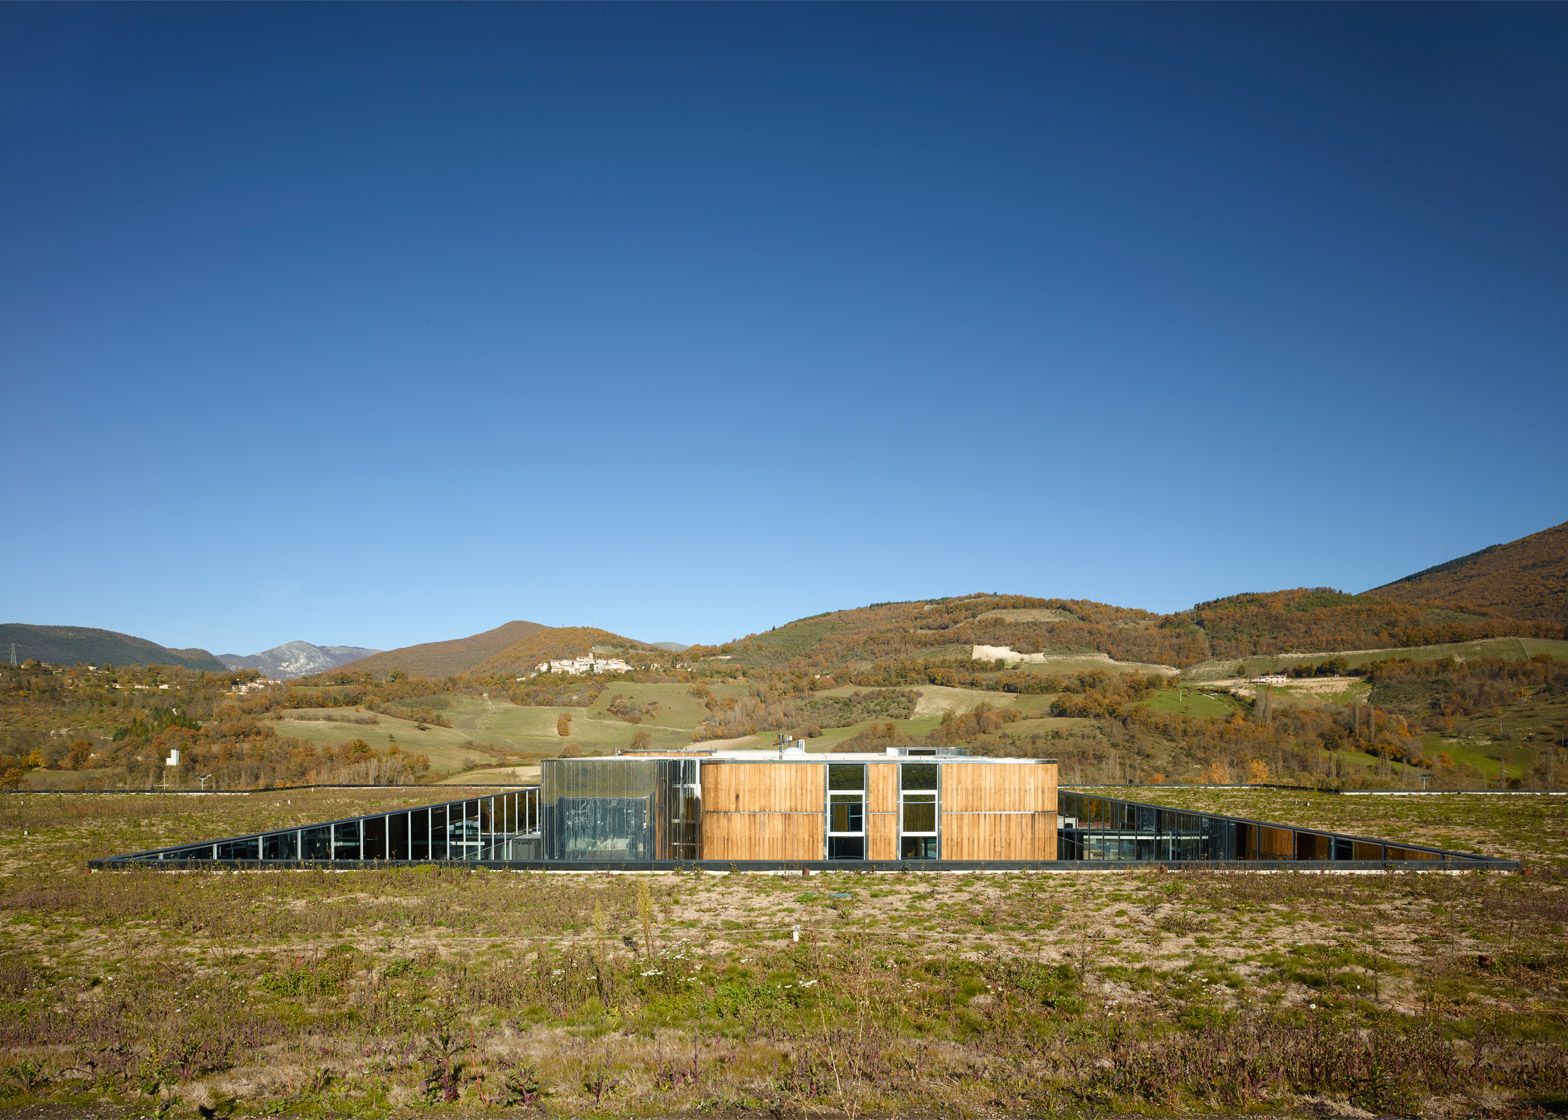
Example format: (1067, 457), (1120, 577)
(688, 587), (1564, 675)
(335, 620), (548, 677)
(337, 620), (662, 678)
(1369, 519), (1568, 625)
(1177, 589), (1557, 659)
(686, 596), (1209, 672)
(0, 624), (225, 671)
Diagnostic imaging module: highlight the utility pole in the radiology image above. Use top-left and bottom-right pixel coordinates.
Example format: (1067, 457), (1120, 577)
(8, 643), (16, 667)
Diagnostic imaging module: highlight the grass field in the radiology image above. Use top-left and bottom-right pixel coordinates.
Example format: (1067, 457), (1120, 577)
(1, 789), (1565, 1117)
(796, 714), (945, 752)
(269, 709), (512, 774)
(1138, 687), (1243, 719)
(259, 683), (759, 776)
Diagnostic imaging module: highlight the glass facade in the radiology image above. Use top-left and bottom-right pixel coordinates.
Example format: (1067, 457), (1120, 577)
(543, 757), (701, 862)
(1058, 791), (1498, 866)
(102, 788), (541, 866)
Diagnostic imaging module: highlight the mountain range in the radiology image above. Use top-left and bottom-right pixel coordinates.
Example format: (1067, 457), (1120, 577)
(5, 517), (1563, 677)
(218, 642), (381, 680)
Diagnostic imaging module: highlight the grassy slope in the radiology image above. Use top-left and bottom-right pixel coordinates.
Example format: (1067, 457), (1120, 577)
(1138, 687), (1244, 718)
(267, 709), (511, 774)
(263, 683), (755, 769)
(792, 687), (1081, 752)
(1370, 518), (1568, 624)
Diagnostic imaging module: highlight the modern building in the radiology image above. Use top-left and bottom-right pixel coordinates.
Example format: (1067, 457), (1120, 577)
(542, 747), (1057, 863)
(91, 746), (1515, 870)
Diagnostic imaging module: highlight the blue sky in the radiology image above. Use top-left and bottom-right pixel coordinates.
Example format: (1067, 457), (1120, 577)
(3, 4), (1565, 654)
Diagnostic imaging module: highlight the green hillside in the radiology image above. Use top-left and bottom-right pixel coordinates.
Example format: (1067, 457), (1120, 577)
(0, 624), (225, 671)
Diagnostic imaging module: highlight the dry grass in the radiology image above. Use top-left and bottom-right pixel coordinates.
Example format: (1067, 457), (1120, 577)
(0, 790), (1564, 1117)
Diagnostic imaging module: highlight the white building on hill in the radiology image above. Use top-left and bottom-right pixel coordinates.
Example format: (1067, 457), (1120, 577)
(535, 655), (632, 676)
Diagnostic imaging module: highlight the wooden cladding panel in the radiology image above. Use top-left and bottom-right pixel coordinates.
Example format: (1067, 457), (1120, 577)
(942, 812), (1057, 860)
(867, 812), (898, 861)
(1295, 832), (1331, 861)
(868, 763), (898, 815)
(940, 763), (1057, 813)
(1255, 825), (1294, 860)
(701, 762), (824, 814)
(701, 812), (823, 861)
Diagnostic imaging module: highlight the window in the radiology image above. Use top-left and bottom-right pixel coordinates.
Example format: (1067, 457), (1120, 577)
(902, 793), (936, 834)
(301, 826), (331, 860)
(899, 762), (938, 859)
(826, 763), (866, 860)
(901, 763), (937, 791)
(828, 764), (865, 791)
(830, 799), (864, 833)
(828, 836), (865, 861)
(362, 815), (387, 860)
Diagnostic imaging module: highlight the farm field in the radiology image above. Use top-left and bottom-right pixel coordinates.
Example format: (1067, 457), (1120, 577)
(268, 709), (509, 774)
(0, 790), (1564, 1117)
(1137, 686), (1243, 719)
(257, 683), (762, 777)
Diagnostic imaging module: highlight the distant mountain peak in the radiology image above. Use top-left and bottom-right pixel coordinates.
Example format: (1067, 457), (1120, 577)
(219, 641), (380, 680)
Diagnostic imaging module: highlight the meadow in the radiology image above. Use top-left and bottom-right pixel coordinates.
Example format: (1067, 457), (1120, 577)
(0, 789), (1565, 1117)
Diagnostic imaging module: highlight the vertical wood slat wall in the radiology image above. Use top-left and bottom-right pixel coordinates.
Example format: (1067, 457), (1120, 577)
(700, 763), (825, 860)
(867, 762), (898, 860)
(939, 762), (1057, 860)
(696, 758), (1060, 862)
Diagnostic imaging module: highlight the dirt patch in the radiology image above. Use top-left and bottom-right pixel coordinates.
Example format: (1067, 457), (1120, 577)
(972, 645), (1180, 676)
(911, 685), (1017, 718)
(1215, 675), (1363, 700)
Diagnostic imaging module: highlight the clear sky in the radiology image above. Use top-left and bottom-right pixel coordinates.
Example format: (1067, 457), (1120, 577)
(3, 3), (1565, 655)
